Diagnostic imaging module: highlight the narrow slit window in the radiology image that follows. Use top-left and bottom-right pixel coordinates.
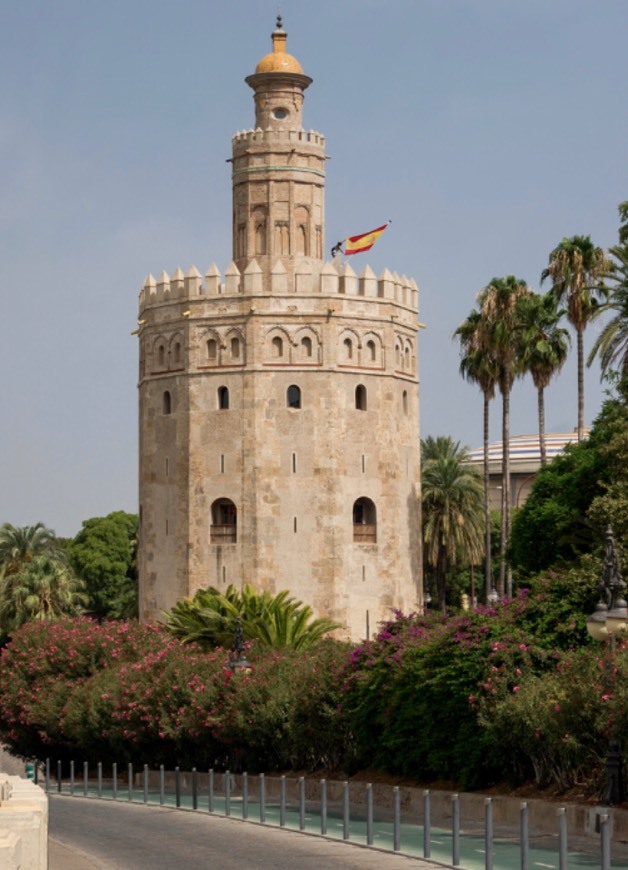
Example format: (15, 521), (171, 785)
(231, 337), (240, 358)
(220, 454), (225, 474)
(207, 339), (217, 361)
(292, 453), (297, 473)
(162, 391), (172, 415)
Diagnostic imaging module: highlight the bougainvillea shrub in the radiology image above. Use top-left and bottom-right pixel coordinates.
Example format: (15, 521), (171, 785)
(0, 618), (350, 770)
(338, 602), (554, 789)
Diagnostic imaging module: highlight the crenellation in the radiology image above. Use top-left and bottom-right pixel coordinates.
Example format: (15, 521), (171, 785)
(224, 260), (241, 294)
(359, 264), (377, 298)
(340, 262), (357, 295)
(185, 266), (203, 296)
(243, 258), (263, 294)
(156, 271), (170, 301)
(270, 259), (288, 294)
(205, 263), (221, 295)
(171, 267), (185, 298)
(320, 261), (339, 295)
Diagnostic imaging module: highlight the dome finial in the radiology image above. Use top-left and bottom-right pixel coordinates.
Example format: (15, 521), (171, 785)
(276, 13), (283, 31)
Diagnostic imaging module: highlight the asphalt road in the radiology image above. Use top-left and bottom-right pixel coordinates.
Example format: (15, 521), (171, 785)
(49, 796), (452, 870)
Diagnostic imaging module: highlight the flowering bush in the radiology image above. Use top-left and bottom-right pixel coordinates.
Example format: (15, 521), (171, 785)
(339, 600), (554, 788)
(481, 642), (628, 793)
(0, 618), (350, 770)
(0, 618), (165, 759)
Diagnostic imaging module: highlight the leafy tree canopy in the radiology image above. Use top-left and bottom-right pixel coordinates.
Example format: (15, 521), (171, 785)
(67, 511), (138, 620)
(510, 397), (628, 575)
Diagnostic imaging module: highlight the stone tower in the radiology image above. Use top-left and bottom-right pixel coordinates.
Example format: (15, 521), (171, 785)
(137, 19), (422, 639)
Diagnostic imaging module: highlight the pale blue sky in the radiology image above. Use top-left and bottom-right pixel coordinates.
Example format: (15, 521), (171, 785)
(1, 0), (626, 536)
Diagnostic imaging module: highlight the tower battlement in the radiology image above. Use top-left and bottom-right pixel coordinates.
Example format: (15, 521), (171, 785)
(139, 260), (419, 315)
(231, 128), (326, 148)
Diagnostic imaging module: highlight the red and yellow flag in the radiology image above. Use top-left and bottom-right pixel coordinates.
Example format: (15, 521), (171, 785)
(343, 222), (389, 255)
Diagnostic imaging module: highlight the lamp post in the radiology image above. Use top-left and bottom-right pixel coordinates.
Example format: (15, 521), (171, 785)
(229, 616), (251, 673)
(586, 525), (626, 806)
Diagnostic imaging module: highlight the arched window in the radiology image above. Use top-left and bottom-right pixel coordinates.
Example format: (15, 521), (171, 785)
(210, 498), (237, 543)
(402, 390), (408, 414)
(405, 346), (411, 370)
(162, 391), (171, 415)
(174, 342), (181, 364)
(207, 339), (217, 361)
(395, 342), (402, 368)
(343, 337), (353, 360)
(287, 385), (301, 409)
(272, 336), (284, 358)
(353, 498), (377, 543)
(366, 340), (376, 362)
(158, 345), (166, 367)
(355, 385), (367, 411)
(301, 336), (312, 358)
(218, 386), (229, 409)
(231, 337), (240, 359)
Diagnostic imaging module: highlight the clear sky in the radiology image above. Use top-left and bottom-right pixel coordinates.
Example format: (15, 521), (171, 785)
(1, 0), (626, 537)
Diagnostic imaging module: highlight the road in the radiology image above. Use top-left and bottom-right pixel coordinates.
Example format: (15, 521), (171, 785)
(49, 796), (452, 869)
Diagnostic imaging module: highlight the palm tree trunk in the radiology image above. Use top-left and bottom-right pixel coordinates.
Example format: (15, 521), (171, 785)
(499, 381), (511, 598)
(483, 391), (492, 603)
(436, 546), (447, 613)
(538, 385), (547, 466)
(577, 327), (585, 442)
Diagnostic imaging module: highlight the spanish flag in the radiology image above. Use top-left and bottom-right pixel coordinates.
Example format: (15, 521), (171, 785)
(344, 222), (390, 256)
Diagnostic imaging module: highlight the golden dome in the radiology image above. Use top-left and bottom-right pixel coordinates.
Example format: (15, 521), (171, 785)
(255, 17), (304, 75)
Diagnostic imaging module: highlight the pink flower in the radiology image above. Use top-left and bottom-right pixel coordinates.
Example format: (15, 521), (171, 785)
(513, 686), (520, 692)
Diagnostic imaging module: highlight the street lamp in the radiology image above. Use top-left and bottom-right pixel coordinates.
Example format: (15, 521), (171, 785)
(229, 616), (251, 672)
(586, 525), (626, 805)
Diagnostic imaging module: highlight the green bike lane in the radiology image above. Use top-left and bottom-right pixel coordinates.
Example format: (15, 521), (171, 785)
(53, 786), (606, 869)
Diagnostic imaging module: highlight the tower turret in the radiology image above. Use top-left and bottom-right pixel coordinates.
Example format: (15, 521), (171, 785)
(232, 16), (325, 278)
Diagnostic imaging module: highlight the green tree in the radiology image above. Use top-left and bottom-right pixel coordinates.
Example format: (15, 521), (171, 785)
(0, 555), (87, 632)
(0, 522), (58, 577)
(455, 308), (499, 601)
(162, 584), (341, 650)
(421, 436), (485, 611)
(478, 276), (531, 596)
(588, 229), (628, 388)
(510, 397), (628, 575)
(541, 235), (612, 442)
(67, 512), (138, 619)
(518, 292), (571, 466)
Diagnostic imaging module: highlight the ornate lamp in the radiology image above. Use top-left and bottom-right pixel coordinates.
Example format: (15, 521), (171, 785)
(586, 526), (626, 805)
(228, 616), (252, 673)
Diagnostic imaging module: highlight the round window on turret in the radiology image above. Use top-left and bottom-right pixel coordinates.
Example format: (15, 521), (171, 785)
(273, 108), (288, 120)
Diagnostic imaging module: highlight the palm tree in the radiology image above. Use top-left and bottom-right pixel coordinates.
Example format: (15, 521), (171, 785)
(454, 309), (499, 602)
(541, 235), (612, 442)
(588, 234), (628, 389)
(0, 555), (87, 632)
(518, 292), (571, 466)
(477, 276), (531, 597)
(162, 584), (341, 650)
(0, 522), (58, 576)
(421, 436), (484, 612)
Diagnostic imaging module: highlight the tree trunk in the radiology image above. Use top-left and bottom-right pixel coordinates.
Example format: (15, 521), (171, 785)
(436, 545), (447, 613)
(499, 380), (512, 598)
(538, 385), (547, 466)
(483, 391), (492, 603)
(577, 326), (585, 442)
